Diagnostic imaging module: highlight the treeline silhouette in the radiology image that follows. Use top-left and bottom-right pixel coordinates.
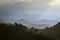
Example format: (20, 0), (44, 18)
(0, 23), (56, 40)
(41, 22), (60, 40)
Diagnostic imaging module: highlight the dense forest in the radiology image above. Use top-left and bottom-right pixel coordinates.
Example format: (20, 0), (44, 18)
(0, 22), (59, 40)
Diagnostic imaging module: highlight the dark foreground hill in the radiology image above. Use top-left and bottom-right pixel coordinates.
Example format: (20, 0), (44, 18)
(0, 23), (56, 40)
(41, 22), (60, 40)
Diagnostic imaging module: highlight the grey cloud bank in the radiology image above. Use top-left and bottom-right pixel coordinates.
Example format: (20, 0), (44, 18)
(0, 0), (60, 21)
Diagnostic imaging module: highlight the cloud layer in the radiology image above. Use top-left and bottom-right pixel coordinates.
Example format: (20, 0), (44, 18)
(0, 0), (60, 21)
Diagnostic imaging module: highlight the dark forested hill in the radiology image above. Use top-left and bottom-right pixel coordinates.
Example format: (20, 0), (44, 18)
(0, 23), (55, 40)
(40, 22), (60, 40)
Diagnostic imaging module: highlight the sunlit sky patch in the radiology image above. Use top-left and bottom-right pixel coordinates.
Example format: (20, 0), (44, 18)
(48, 0), (60, 7)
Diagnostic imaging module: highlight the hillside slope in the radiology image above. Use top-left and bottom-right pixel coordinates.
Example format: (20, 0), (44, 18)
(0, 23), (55, 40)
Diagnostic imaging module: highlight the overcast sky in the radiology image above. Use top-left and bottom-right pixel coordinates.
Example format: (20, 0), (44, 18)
(0, 0), (60, 21)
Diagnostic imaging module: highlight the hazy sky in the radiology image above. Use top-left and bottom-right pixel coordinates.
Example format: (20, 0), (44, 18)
(0, 0), (60, 21)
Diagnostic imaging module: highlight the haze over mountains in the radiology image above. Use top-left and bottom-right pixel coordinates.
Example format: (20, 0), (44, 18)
(0, 18), (59, 29)
(0, 0), (60, 29)
(33, 19), (59, 26)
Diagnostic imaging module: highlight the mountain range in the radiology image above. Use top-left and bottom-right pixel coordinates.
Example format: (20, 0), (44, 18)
(0, 19), (59, 29)
(33, 19), (59, 26)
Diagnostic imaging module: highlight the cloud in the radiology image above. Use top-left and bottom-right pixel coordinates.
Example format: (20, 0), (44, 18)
(1, 0), (50, 15)
(1, 0), (59, 21)
(48, 0), (60, 7)
(0, 0), (51, 17)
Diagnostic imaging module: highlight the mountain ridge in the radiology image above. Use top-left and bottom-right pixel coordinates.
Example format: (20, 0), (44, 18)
(0, 19), (59, 29)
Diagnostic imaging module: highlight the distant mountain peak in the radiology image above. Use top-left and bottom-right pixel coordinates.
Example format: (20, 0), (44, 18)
(19, 18), (29, 22)
(20, 18), (25, 21)
(40, 19), (48, 21)
(18, 18), (32, 26)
